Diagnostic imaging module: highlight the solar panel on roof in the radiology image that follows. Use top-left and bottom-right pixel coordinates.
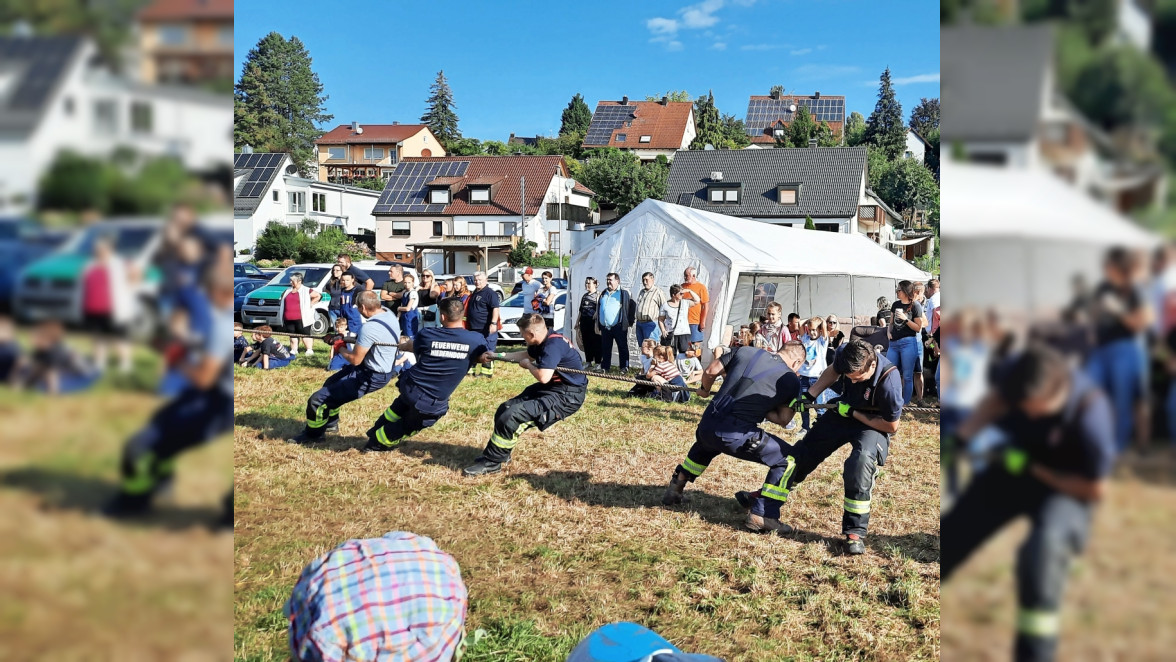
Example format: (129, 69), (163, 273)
(585, 104), (636, 145)
(372, 160), (470, 214)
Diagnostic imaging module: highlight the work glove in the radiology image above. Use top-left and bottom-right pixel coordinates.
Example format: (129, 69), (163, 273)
(1003, 447), (1029, 476)
(788, 391), (815, 413)
(332, 338), (347, 353)
(836, 402), (854, 418)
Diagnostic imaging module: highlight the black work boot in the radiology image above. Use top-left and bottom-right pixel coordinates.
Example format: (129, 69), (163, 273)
(662, 470), (690, 506)
(324, 421), (339, 434)
(288, 429), (325, 445)
(845, 534), (866, 555)
(735, 490), (760, 512)
(462, 456), (508, 476)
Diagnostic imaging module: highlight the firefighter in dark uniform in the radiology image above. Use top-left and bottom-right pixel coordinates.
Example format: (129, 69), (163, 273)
(943, 344), (1115, 662)
(103, 270), (235, 525)
(288, 291), (400, 445)
(364, 297), (491, 452)
(662, 342), (808, 534)
(463, 313), (587, 476)
(754, 338), (904, 555)
(465, 271), (501, 378)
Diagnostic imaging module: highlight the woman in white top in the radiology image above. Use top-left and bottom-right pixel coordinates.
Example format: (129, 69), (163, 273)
(277, 273), (321, 355)
(80, 236), (137, 374)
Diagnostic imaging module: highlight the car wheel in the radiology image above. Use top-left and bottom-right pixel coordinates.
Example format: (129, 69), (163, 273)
(310, 310), (329, 336)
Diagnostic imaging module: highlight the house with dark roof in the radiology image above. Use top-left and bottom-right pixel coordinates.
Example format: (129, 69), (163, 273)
(0, 34), (231, 213)
(135, 0), (233, 86)
(943, 23), (1165, 214)
(314, 122), (445, 185)
(582, 97), (695, 161)
(664, 147), (901, 245)
(233, 152), (381, 250)
(507, 133), (540, 147)
(743, 90), (846, 146)
(371, 155), (595, 272)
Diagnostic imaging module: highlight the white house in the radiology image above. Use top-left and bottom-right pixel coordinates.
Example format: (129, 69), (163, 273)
(0, 34), (232, 213)
(233, 152), (381, 251)
(905, 129), (929, 163)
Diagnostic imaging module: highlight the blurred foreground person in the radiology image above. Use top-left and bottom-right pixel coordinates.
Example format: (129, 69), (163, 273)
(285, 531), (467, 662)
(103, 270), (234, 525)
(943, 345), (1116, 662)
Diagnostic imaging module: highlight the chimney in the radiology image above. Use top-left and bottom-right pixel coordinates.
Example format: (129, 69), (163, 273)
(351, 121), (360, 132)
(622, 95), (629, 105)
(770, 89), (780, 100)
(392, 121), (398, 125)
(660, 96), (669, 105)
(509, 133), (516, 142)
(814, 91), (820, 99)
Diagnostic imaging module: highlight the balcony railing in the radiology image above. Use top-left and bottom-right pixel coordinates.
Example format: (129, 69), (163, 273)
(443, 235), (521, 247)
(547, 203), (591, 225)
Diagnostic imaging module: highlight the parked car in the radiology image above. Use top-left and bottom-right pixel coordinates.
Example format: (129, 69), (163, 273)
(239, 262), (395, 335)
(0, 220), (70, 311)
(234, 277), (268, 315)
(497, 289), (567, 343)
(510, 277), (567, 295)
(234, 261), (269, 280)
(437, 274), (505, 300)
(13, 218), (163, 328)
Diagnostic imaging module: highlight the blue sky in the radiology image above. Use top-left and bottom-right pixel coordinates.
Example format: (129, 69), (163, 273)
(234, 0), (939, 140)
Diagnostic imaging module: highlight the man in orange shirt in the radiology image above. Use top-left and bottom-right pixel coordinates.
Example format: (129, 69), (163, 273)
(682, 266), (710, 358)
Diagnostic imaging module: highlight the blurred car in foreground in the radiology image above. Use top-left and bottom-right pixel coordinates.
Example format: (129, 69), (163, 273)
(0, 219), (71, 311)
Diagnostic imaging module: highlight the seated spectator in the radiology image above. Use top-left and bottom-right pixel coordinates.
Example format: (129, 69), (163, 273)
(285, 531), (467, 662)
(325, 318), (357, 372)
(0, 315), (22, 385)
(628, 339), (659, 398)
(678, 348), (703, 385)
(873, 296), (892, 327)
(241, 325), (293, 370)
(233, 322), (249, 364)
(22, 320), (99, 394)
(648, 345), (690, 403)
(566, 622), (723, 662)
(392, 350), (416, 376)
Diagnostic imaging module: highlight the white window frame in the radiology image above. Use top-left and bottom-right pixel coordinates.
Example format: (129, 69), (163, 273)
(724, 189), (739, 202)
(432, 221), (444, 236)
(327, 147), (346, 160)
(364, 147), (384, 160)
(616, 133), (627, 142)
(470, 187), (490, 203)
(468, 222), (485, 235)
(391, 221), (411, 236)
(312, 192), (327, 213)
(288, 191), (305, 214)
(639, 135), (652, 143)
(429, 189), (450, 204)
(501, 222), (517, 236)
(778, 187), (798, 205)
(709, 188), (724, 202)
(272, 190), (279, 202)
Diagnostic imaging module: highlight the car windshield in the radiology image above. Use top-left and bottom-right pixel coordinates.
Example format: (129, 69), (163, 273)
(501, 293), (525, 308)
(274, 267), (330, 287)
(235, 263), (262, 275)
(235, 282), (263, 296)
(67, 225), (157, 257)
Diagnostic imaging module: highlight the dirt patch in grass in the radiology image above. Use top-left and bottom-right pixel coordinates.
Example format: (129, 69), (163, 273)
(234, 353), (941, 661)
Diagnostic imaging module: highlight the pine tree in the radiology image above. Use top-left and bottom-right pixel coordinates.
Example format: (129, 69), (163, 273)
(786, 105), (817, 147)
(421, 70), (461, 147)
(234, 33), (333, 176)
(560, 93), (592, 136)
(689, 91), (723, 149)
(804, 216), (816, 230)
(908, 97), (940, 137)
(864, 68), (907, 161)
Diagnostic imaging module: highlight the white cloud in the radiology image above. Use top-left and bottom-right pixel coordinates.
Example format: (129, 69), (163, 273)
(667, 40), (685, 51)
(681, 0), (724, 28)
(711, 41), (728, 50)
(790, 48), (812, 56)
(893, 72), (940, 85)
(647, 17), (679, 34)
(741, 43), (785, 51)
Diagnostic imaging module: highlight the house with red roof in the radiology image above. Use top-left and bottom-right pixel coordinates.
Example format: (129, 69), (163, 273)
(314, 122), (445, 184)
(370, 155), (595, 273)
(136, 0), (234, 85)
(743, 90), (846, 146)
(581, 97), (695, 161)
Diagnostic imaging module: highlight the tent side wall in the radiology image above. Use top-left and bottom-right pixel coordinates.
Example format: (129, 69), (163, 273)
(724, 273), (899, 328)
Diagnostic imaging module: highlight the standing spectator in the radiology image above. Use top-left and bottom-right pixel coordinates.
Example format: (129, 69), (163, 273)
(465, 271), (501, 378)
(797, 316), (830, 431)
(417, 269), (442, 329)
(786, 312), (802, 341)
(277, 273), (321, 356)
(1087, 247), (1152, 451)
(380, 264), (406, 312)
(874, 296), (893, 327)
(451, 275), (470, 304)
(659, 284), (696, 359)
(634, 271), (668, 347)
(757, 302), (791, 351)
(682, 267), (710, 356)
(885, 280), (925, 404)
(518, 266), (541, 307)
(323, 264), (345, 327)
(337, 253), (373, 291)
(578, 276), (602, 370)
(335, 273), (363, 334)
(912, 281), (930, 405)
(81, 236), (135, 374)
(925, 278), (941, 333)
(534, 271), (559, 330)
(397, 273), (420, 340)
(825, 315), (846, 366)
(596, 272), (634, 373)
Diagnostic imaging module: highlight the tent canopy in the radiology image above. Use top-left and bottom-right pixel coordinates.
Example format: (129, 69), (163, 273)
(566, 199), (929, 354)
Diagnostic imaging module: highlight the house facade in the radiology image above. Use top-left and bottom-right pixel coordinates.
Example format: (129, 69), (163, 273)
(743, 91), (846, 146)
(371, 155), (594, 275)
(233, 152), (381, 251)
(582, 97), (696, 161)
(664, 147), (899, 247)
(905, 129), (929, 163)
(314, 123), (445, 185)
(0, 35), (232, 214)
(135, 0), (234, 86)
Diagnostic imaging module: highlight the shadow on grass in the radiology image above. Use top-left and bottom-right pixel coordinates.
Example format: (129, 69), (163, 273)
(513, 469), (939, 562)
(591, 397), (706, 424)
(234, 410), (302, 441)
(0, 467), (225, 531)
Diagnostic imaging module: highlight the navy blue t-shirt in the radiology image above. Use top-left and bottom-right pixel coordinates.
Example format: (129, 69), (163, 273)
(399, 326), (488, 402)
(994, 366), (1116, 479)
(706, 346), (800, 425)
(344, 264), (371, 288)
(527, 332), (587, 388)
(839, 351), (904, 422)
(465, 286), (500, 336)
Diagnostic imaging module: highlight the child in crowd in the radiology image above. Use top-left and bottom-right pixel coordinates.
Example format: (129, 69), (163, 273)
(23, 320), (99, 394)
(397, 272), (420, 340)
(756, 302), (790, 351)
(233, 322), (249, 364)
(325, 318), (357, 372)
(648, 345), (691, 403)
(335, 273), (363, 337)
(392, 350), (415, 376)
(797, 316), (830, 431)
(678, 348), (703, 385)
(0, 315), (23, 385)
(628, 339), (660, 397)
(242, 325), (293, 370)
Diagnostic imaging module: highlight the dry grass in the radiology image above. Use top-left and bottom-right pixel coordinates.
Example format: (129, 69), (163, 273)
(941, 458), (1176, 662)
(234, 350), (941, 661)
(0, 379), (233, 660)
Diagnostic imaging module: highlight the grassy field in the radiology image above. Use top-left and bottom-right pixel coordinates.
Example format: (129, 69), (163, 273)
(234, 348), (942, 661)
(0, 338), (233, 661)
